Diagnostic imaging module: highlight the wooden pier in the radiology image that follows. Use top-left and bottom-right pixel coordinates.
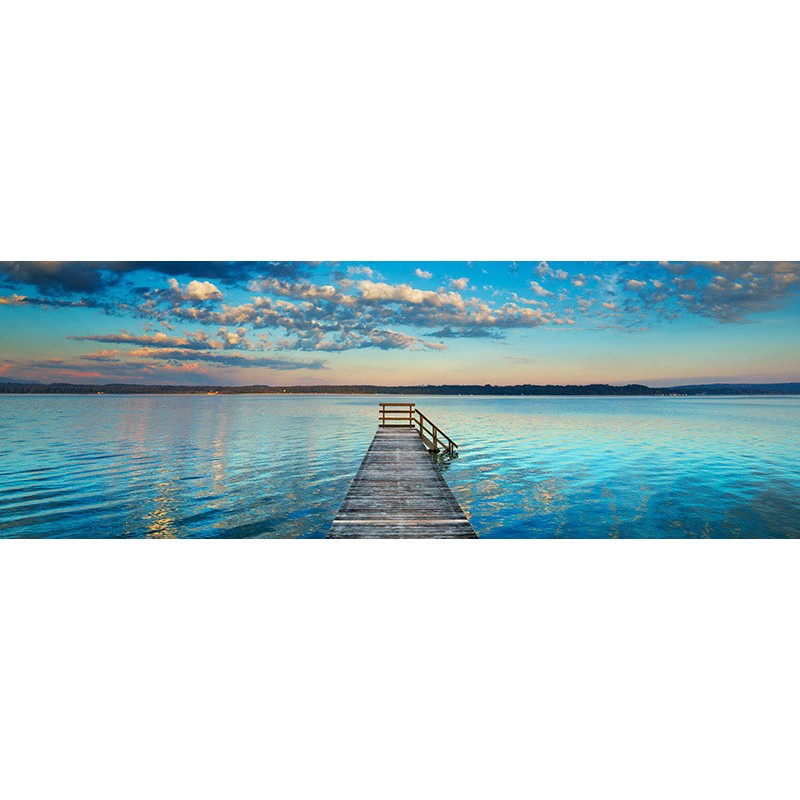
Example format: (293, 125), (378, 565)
(328, 404), (477, 538)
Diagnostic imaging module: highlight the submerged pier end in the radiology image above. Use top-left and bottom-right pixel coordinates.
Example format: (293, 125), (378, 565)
(328, 404), (477, 539)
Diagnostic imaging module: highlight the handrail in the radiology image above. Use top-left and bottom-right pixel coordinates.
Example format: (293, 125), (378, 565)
(415, 409), (458, 457)
(379, 402), (415, 427)
(378, 403), (458, 458)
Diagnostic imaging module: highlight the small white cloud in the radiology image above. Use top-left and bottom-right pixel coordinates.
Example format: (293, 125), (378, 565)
(536, 263), (569, 280)
(357, 280), (466, 309)
(415, 268), (433, 280)
(168, 278), (223, 301)
(449, 277), (469, 290)
(186, 280), (223, 301)
(626, 279), (647, 291)
(347, 266), (374, 278)
(529, 280), (553, 297)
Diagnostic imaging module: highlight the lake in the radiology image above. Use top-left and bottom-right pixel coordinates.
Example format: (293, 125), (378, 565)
(1, 395), (798, 538)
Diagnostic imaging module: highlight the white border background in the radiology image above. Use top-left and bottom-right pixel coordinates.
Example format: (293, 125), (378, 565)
(2, 2), (798, 799)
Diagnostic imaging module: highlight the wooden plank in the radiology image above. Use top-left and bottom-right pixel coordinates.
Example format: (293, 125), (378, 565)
(328, 427), (477, 539)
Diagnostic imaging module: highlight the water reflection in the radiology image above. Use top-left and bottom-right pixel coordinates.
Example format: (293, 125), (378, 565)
(143, 479), (179, 539)
(0, 395), (798, 538)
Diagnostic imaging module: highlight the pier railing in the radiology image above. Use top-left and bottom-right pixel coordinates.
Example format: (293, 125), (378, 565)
(378, 403), (458, 457)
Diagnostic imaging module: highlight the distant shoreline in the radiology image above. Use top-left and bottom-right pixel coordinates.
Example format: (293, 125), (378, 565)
(1, 382), (799, 396)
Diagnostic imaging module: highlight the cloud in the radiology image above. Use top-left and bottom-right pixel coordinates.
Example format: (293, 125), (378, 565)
(124, 348), (326, 370)
(679, 267), (800, 322)
(188, 275), (577, 347)
(367, 329), (446, 351)
(0, 261), (313, 295)
(64, 328), (327, 373)
(426, 327), (500, 339)
(276, 326), (446, 352)
(534, 262), (551, 277)
(248, 277), (356, 306)
(167, 278), (223, 302)
(0, 293), (101, 310)
(7, 262), (799, 380)
(354, 280), (467, 308)
(245, 277), (577, 341)
(70, 328), (258, 351)
(529, 280), (553, 297)
(534, 262), (568, 280)
(80, 349), (122, 363)
(624, 262), (800, 323)
(347, 266), (375, 278)
(6, 356), (213, 383)
(0, 262), (112, 293)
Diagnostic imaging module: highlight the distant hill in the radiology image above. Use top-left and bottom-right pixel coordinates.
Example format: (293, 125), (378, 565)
(0, 381), (798, 395)
(668, 383), (800, 395)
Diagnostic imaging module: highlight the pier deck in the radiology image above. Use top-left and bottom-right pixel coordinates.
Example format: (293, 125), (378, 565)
(328, 427), (477, 538)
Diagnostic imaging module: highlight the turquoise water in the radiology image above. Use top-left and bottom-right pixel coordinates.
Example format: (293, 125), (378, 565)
(0, 395), (798, 538)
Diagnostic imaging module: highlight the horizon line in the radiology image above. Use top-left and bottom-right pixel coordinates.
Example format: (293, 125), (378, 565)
(2, 379), (799, 390)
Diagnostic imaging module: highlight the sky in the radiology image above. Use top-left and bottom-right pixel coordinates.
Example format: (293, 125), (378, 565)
(1, 261), (798, 386)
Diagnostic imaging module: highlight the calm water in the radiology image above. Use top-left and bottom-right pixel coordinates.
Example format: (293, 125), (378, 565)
(1, 395), (798, 538)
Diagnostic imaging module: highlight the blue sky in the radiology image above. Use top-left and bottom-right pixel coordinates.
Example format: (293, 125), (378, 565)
(1, 261), (798, 385)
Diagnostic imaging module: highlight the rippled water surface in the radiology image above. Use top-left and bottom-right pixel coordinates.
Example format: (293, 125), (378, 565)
(1, 395), (799, 538)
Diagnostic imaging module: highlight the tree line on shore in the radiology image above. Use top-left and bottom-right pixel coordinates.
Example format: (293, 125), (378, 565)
(1, 381), (798, 395)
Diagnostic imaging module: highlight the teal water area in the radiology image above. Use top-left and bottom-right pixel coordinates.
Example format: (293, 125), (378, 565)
(1, 395), (798, 538)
